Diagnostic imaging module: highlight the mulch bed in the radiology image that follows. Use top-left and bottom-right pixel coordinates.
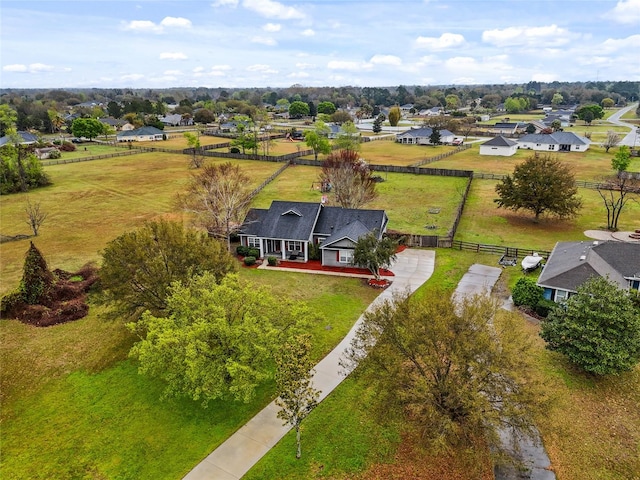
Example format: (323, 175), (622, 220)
(276, 259), (394, 277)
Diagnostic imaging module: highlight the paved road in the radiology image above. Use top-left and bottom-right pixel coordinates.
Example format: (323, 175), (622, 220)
(182, 248), (436, 480)
(606, 103), (639, 147)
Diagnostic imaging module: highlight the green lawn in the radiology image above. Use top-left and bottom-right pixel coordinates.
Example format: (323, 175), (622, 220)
(47, 143), (124, 161)
(360, 140), (460, 166)
(0, 153), (284, 294)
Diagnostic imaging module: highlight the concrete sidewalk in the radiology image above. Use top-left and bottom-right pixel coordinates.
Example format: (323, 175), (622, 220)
(183, 249), (436, 480)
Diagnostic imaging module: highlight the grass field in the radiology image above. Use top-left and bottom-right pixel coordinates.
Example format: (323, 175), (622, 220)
(251, 165), (467, 235)
(0, 153), (284, 294)
(360, 140), (459, 166)
(136, 134), (231, 149)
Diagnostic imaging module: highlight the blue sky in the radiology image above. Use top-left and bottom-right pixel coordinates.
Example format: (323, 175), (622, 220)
(1, 0), (639, 89)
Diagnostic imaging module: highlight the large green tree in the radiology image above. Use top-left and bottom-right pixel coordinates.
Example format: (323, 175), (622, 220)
(317, 101), (336, 115)
(333, 121), (360, 152)
(176, 162), (253, 250)
(576, 104), (604, 125)
(275, 334), (320, 459)
(387, 106), (401, 126)
(353, 232), (397, 281)
(343, 291), (542, 446)
(540, 276), (640, 375)
(99, 220), (236, 320)
(70, 117), (104, 140)
(129, 273), (315, 404)
(304, 130), (331, 161)
(288, 101), (310, 119)
(495, 153), (582, 221)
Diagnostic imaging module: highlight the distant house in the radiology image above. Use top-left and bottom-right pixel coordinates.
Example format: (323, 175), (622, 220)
(479, 136), (518, 156)
(159, 114), (193, 126)
(34, 147), (60, 159)
(99, 118), (127, 131)
(0, 131), (39, 147)
(116, 126), (164, 142)
(424, 107), (444, 117)
(239, 200), (388, 266)
(396, 127), (455, 145)
(537, 241), (640, 302)
(517, 132), (590, 152)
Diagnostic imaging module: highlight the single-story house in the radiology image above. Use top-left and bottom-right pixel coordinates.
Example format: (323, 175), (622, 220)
(34, 147), (60, 159)
(537, 241), (640, 302)
(116, 126), (164, 142)
(239, 200), (388, 266)
(396, 127), (455, 145)
(479, 136), (519, 156)
(99, 118), (128, 131)
(159, 114), (193, 126)
(517, 132), (590, 152)
(0, 130), (39, 147)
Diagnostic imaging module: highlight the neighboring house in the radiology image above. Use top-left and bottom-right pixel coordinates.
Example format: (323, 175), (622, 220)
(487, 122), (528, 135)
(34, 147), (60, 159)
(537, 241), (640, 302)
(400, 104), (414, 114)
(99, 118), (127, 131)
(238, 200), (388, 266)
(121, 123), (135, 131)
(116, 126), (164, 142)
(479, 135), (518, 156)
(0, 130), (39, 147)
(396, 127), (455, 145)
(327, 124), (341, 139)
(159, 114), (193, 126)
(517, 132), (590, 152)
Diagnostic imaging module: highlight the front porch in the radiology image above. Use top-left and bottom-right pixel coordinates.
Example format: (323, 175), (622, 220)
(260, 238), (309, 262)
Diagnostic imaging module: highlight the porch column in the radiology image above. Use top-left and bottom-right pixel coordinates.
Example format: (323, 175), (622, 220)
(281, 240), (286, 260)
(259, 239), (264, 259)
(304, 242), (308, 262)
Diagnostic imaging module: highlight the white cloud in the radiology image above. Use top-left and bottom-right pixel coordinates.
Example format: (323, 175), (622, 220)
(159, 52), (188, 60)
(193, 66), (205, 73)
(211, 64), (232, 71)
(482, 24), (573, 47)
(327, 60), (367, 71)
(2, 63), (54, 73)
(288, 72), (310, 78)
(121, 73), (144, 81)
(263, 23), (281, 32)
(242, 0), (306, 20)
(604, 0), (640, 24)
(164, 69), (183, 75)
(246, 64), (278, 74)
(3, 64), (28, 72)
(295, 62), (315, 69)
(251, 36), (277, 46)
(301, 29), (315, 37)
(160, 17), (192, 28)
(123, 20), (162, 33)
(369, 54), (402, 66)
(415, 33), (465, 50)
(600, 34), (640, 53)
(211, 0), (238, 7)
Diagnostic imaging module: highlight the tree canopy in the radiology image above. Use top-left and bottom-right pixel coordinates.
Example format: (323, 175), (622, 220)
(99, 220), (236, 320)
(495, 153), (582, 221)
(71, 117), (104, 140)
(320, 149), (377, 208)
(576, 104), (604, 124)
(317, 101), (336, 115)
(129, 273), (315, 404)
(176, 162), (253, 250)
(304, 130), (331, 161)
(343, 291), (542, 446)
(288, 101), (310, 119)
(353, 232), (397, 280)
(387, 106), (401, 126)
(333, 121), (360, 152)
(540, 276), (640, 375)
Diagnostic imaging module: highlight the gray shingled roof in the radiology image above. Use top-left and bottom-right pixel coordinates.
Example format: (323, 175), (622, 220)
(518, 132), (589, 145)
(538, 241), (640, 292)
(481, 135), (518, 147)
(396, 127), (454, 138)
(250, 201), (322, 241)
(117, 126), (164, 137)
(0, 131), (38, 146)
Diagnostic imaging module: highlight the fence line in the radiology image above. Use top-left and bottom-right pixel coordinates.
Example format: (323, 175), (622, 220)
(41, 149), (154, 166)
(248, 161), (291, 199)
(473, 172), (640, 192)
(446, 175), (473, 239)
(409, 144), (472, 167)
(449, 240), (551, 258)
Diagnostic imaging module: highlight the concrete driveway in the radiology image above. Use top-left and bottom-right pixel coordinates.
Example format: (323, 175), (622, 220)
(182, 248), (436, 480)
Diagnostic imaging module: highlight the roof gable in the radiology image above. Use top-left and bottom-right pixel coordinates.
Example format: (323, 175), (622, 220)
(482, 135), (518, 147)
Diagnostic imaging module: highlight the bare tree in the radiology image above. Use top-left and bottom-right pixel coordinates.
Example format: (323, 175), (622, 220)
(597, 174), (639, 231)
(25, 197), (48, 236)
(602, 130), (621, 153)
(176, 162), (252, 251)
(184, 131), (205, 168)
(320, 149), (377, 209)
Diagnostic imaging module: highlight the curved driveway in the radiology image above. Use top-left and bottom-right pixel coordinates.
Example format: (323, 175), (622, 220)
(183, 248), (436, 480)
(607, 103), (639, 147)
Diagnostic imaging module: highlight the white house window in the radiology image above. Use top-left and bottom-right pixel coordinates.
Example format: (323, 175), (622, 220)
(555, 289), (569, 302)
(247, 237), (260, 248)
(339, 250), (354, 264)
(286, 241), (302, 252)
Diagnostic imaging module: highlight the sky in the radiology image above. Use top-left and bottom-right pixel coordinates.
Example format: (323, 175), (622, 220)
(1, 0), (639, 89)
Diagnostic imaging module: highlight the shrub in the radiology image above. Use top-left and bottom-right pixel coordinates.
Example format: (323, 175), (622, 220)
(244, 256), (256, 266)
(511, 277), (543, 307)
(534, 299), (556, 318)
(47, 149), (61, 159)
(230, 147), (241, 154)
(247, 247), (260, 258)
(236, 245), (249, 256)
(267, 256), (277, 266)
(308, 243), (321, 261)
(59, 141), (76, 152)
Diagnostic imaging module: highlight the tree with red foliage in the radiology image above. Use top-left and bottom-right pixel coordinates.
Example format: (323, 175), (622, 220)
(320, 149), (378, 209)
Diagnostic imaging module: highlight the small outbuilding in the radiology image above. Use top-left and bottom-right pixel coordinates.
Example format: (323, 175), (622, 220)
(479, 135), (518, 156)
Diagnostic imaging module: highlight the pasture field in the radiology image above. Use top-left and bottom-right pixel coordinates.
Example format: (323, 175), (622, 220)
(455, 180), (640, 249)
(0, 153), (284, 294)
(135, 134), (231, 149)
(360, 140), (458, 166)
(430, 144), (640, 180)
(46, 143), (125, 161)
(251, 165), (467, 236)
